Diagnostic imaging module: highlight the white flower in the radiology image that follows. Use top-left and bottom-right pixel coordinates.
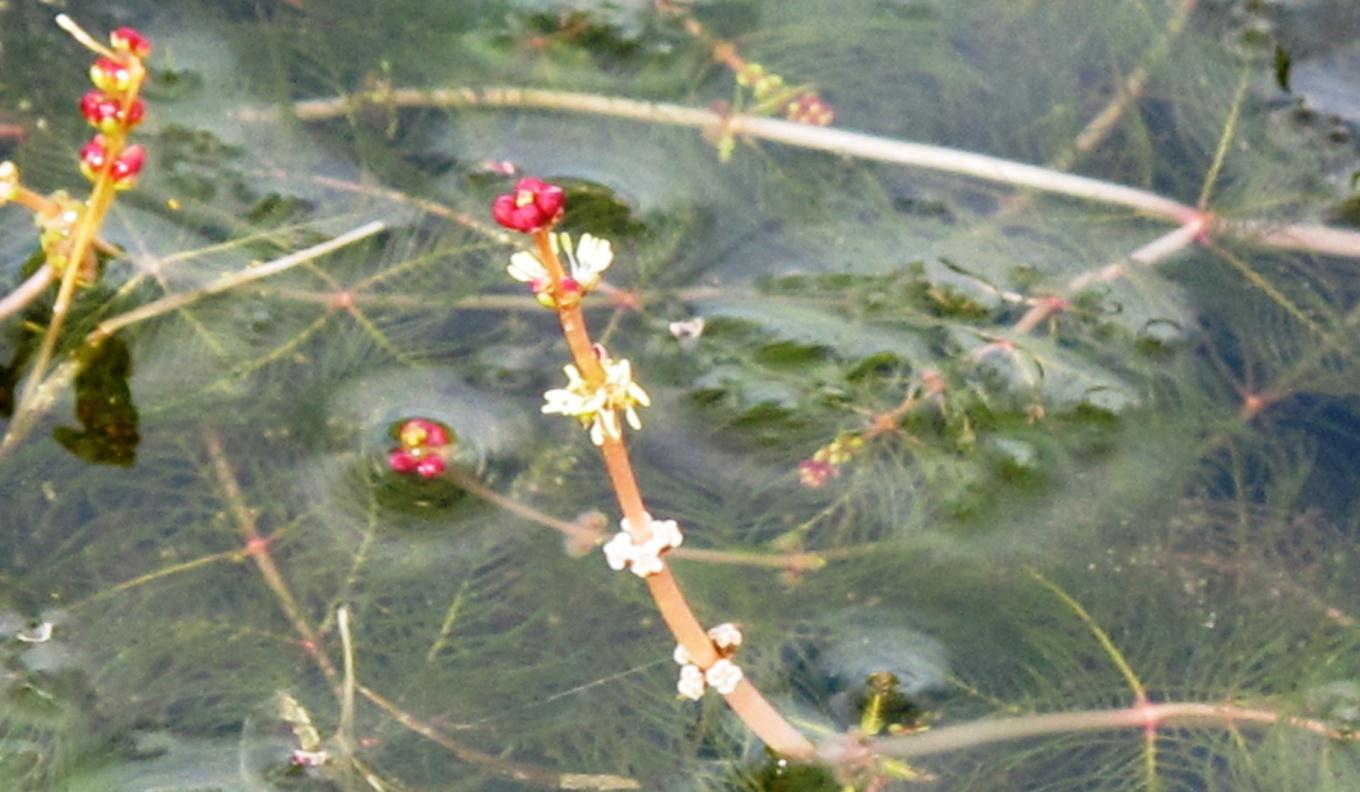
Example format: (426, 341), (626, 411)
(541, 351), (650, 446)
(542, 364), (606, 421)
(647, 518), (683, 551)
(707, 623), (743, 651)
(598, 356), (651, 441)
(704, 659), (744, 695)
(677, 663), (706, 700)
(603, 531), (638, 572)
(505, 232), (613, 291)
(561, 232), (614, 289)
(673, 643), (692, 665)
(631, 551), (665, 577)
(507, 250), (549, 284)
(603, 513), (684, 578)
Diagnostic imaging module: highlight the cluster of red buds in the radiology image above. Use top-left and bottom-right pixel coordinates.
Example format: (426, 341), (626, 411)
(387, 418), (453, 479)
(735, 62), (835, 127)
(797, 432), (864, 488)
(784, 92), (835, 127)
(76, 26), (150, 190)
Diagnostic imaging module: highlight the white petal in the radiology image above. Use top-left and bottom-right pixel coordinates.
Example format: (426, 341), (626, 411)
(628, 382), (651, 407)
(707, 623), (743, 649)
(600, 409), (621, 440)
(631, 547), (664, 577)
(507, 251), (547, 283)
(603, 532), (637, 571)
(673, 644), (692, 665)
(705, 659), (744, 695)
(677, 664), (706, 700)
(648, 519), (683, 550)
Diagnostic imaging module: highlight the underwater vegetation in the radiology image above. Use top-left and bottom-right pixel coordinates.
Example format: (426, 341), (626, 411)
(2, 0), (1360, 789)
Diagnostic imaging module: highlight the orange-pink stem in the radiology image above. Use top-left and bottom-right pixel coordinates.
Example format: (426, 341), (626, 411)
(532, 228), (815, 758)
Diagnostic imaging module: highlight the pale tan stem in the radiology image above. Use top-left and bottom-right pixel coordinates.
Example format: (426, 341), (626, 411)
(448, 465), (829, 570)
(442, 465), (599, 547)
(245, 86), (1360, 259)
(337, 605), (357, 749)
(874, 701), (1359, 760)
(16, 176), (113, 409)
(1013, 216), (1209, 333)
(1058, 0), (1198, 170)
(93, 220), (384, 338)
(0, 267), (54, 322)
(358, 684), (641, 790)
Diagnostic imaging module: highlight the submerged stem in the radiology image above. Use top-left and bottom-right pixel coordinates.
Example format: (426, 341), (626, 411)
(0, 267), (54, 322)
(203, 429), (341, 691)
(246, 86), (1360, 259)
(874, 701), (1359, 759)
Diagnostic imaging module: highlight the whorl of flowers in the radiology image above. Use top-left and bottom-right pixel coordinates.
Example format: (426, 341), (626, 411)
(602, 513), (683, 578)
(673, 623), (746, 699)
(541, 349), (651, 446)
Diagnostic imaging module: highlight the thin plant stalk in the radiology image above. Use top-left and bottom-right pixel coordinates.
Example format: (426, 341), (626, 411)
(0, 267), (54, 322)
(245, 86), (1360, 259)
(207, 430), (632, 789)
(358, 684), (641, 790)
(17, 166), (117, 410)
(873, 701), (1360, 760)
(530, 227), (816, 758)
(445, 463), (834, 571)
(203, 428), (342, 691)
(91, 219), (385, 339)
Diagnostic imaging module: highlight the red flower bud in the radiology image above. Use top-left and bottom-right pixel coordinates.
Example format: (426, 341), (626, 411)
(388, 449), (420, 474)
(111, 145), (146, 189)
(110, 27), (152, 59)
(415, 456), (446, 479)
(492, 177), (565, 233)
(90, 57), (134, 94)
(80, 91), (144, 133)
(78, 135), (110, 181)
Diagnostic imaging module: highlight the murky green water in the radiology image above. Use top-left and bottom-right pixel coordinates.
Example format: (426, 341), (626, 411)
(2, 1), (1359, 789)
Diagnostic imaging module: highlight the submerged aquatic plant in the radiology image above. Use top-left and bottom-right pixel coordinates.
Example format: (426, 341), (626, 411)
(2, 1), (1360, 790)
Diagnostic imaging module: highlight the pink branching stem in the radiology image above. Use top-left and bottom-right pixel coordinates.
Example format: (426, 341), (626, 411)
(1012, 216), (1209, 334)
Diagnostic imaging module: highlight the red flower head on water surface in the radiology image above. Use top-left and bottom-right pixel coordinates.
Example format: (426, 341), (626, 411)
(492, 177), (565, 233)
(387, 418), (453, 480)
